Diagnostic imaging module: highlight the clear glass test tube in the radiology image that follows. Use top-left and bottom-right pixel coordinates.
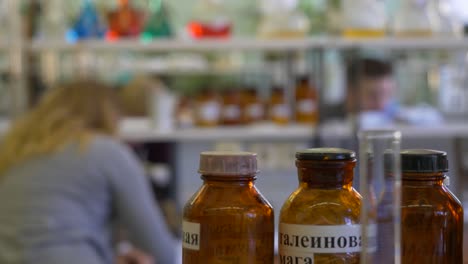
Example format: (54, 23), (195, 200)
(358, 130), (401, 264)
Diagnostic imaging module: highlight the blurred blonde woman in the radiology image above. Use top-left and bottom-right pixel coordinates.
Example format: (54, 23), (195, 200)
(0, 81), (175, 264)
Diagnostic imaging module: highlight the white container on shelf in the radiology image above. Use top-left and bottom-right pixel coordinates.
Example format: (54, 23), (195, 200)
(149, 81), (177, 132)
(342, 0), (387, 37)
(391, 0), (433, 36)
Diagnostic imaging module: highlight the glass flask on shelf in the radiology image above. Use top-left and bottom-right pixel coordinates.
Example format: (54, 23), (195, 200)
(106, 0), (145, 40)
(279, 148), (362, 263)
(182, 151), (274, 264)
(225, 0), (258, 37)
(342, 0), (387, 38)
(400, 149), (463, 264)
(257, 0), (310, 38)
(326, 0), (343, 36)
(438, 57), (468, 116)
(298, 0), (328, 35)
(295, 76), (318, 125)
(38, 0), (68, 40)
(392, 0), (432, 37)
(67, 0), (106, 42)
(187, 0), (232, 39)
(140, 0), (172, 41)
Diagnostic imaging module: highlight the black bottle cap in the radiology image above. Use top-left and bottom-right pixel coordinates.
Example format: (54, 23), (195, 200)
(296, 148), (356, 161)
(401, 149), (448, 173)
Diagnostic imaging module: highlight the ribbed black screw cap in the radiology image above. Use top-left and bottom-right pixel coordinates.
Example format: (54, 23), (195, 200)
(400, 149), (448, 173)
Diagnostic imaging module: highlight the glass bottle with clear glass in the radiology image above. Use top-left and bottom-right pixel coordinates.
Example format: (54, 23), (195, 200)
(106, 0), (144, 39)
(140, 0), (172, 41)
(392, 0), (432, 37)
(342, 0), (387, 38)
(68, 0), (106, 41)
(359, 130), (402, 264)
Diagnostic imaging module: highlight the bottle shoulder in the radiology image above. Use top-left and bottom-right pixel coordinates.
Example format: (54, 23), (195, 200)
(183, 183), (274, 219)
(402, 185), (462, 206)
(402, 185), (463, 216)
(280, 187), (361, 225)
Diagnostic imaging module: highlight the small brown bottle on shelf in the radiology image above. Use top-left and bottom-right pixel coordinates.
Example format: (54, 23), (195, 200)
(295, 77), (318, 125)
(194, 89), (221, 127)
(221, 89), (243, 125)
(400, 149), (463, 264)
(242, 88), (264, 124)
(182, 151), (274, 264)
(269, 87), (290, 125)
(279, 148), (362, 264)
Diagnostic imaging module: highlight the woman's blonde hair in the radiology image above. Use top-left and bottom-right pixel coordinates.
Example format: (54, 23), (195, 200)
(0, 81), (120, 174)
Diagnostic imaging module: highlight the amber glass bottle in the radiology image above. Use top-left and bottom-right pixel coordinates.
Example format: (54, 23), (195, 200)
(279, 148), (362, 264)
(295, 77), (318, 125)
(194, 89), (221, 127)
(221, 89), (243, 125)
(401, 149), (463, 264)
(269, 87), (290, 125)
(182, 151), (274, 264)
(242, 88), (264, 124)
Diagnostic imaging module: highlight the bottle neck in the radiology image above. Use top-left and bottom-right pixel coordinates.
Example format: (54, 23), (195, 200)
(402, 172), (445, 187)
(201, 174), (256, 187)
(296, 160), (355, 189)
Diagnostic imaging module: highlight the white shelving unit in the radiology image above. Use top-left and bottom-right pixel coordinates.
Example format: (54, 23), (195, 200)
(29, 37), (468, 53)
(120, 119), (315, 142)
(329, 37), (468, 50)
(0, 118), (315, 141)
(319, 121), (468, 140)
(30, 38), (315, 52)
(3, 118), (468, 141)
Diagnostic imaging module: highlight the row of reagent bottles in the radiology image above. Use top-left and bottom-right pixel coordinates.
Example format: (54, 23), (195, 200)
(182, 148), (463, 264)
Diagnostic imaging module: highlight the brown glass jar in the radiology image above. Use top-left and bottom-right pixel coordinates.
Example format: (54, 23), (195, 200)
(269, 87), (290, 125)
(295, 77), (318, 125)
(401, 149), (463, 264)
(194, 89), (221, 127)
(221, 89), (243, 125)
(182, 151), (274, 264)
(279, 148), (362, 264)
(242, 88), (265, 124)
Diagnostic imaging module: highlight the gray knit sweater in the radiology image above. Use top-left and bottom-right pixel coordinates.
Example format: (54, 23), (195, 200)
(0, 136), (175, 264)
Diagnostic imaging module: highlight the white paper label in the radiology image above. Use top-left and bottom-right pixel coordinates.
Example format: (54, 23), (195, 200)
(272, 104), (290, 119)
(297, 99), (317, 113)
(279, 223), (362, 260)
(223, 105), (241, 119)
(247, 104), (264, 119)
(199, 102), (220, 122)
(182, 221), (200, 251)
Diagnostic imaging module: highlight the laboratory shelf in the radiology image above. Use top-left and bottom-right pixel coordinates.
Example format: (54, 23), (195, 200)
(120, 118), (316, 142)
(29, 37), (468, 53)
